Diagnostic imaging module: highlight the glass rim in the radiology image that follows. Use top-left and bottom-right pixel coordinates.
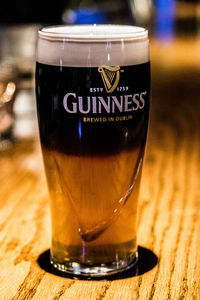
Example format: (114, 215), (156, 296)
(38, 24), (148, 42)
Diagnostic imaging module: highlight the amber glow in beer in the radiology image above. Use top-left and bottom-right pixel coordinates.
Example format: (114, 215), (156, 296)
(36, 25), (150, 276)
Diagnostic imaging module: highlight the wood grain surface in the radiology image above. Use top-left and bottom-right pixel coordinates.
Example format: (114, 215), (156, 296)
(0, 37), (200, 299)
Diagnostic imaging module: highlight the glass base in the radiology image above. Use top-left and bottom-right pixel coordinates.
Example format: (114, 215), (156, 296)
(50, 251), (138, 277)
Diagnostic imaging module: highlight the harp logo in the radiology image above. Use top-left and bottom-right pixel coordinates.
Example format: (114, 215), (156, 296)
(98, 65), (124, 93)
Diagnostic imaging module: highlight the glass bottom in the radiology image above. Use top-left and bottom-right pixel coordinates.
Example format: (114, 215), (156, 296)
(50, 251), (138, 277)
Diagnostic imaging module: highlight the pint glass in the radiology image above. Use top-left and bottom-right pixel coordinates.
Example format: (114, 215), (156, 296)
(36, 25), (150, 276)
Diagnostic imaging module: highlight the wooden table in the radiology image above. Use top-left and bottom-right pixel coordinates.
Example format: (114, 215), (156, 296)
(0, 37), (200, 299)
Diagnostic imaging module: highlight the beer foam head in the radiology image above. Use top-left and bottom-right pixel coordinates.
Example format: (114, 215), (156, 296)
(37, 25), (149, 67)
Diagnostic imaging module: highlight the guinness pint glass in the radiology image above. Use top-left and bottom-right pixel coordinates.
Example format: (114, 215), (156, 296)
(36, 25), (150, 276)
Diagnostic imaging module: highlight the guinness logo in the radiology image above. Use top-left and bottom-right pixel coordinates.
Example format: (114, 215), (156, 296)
(98, 65), (124, 93)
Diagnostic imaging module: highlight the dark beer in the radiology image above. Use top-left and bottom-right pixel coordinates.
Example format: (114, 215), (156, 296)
(36, 25), (150, 276)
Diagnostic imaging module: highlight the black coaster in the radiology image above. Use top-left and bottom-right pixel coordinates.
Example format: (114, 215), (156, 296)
(37, 246), (158, 281)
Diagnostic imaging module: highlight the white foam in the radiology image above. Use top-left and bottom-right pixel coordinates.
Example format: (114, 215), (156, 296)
(37, 25), (149, 67)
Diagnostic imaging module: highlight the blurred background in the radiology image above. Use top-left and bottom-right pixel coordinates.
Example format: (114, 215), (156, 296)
(0, 0), (199, 148)
(0, 1), (199, 295)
